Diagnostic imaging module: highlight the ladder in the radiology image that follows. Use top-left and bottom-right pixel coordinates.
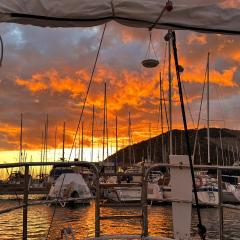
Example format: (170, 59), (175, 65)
(208, 187), (216, 202)
(95, 166), (148, 238)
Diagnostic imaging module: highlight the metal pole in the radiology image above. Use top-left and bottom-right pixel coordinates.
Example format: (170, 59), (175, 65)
(62, 122), (65, 161)
(91, 105), (95, 162)
(160, 72), (165, 163)
(128, 112), (132, 165)
(141, 163), (148, 236)
(102, 82), (106, 162)
(168, 37), (173, 156)
(81, 122), (84, 162)
(23, 165), (29, 240)
(207, 53), (210, 164)
(54, 127), (57, 162)
(115, 115), (118, 172)
(218, 169), (223, 240)
(20, 113), (23, 167)
(172, 31), (206, 239)
(95, 175), (100, 237)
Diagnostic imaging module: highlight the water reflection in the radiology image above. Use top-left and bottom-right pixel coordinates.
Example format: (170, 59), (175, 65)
(0, 201), (239, 240)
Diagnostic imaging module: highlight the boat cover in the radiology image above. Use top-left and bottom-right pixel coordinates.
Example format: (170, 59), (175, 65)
(0, 0), (239, 34)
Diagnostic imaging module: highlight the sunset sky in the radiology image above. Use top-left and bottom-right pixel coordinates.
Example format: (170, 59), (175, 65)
(0, 20), (239, 163)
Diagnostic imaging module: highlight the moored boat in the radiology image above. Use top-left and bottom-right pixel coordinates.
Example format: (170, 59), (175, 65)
(48, 173), (92, 207)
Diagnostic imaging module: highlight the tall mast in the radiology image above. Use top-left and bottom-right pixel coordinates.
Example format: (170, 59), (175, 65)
(160, 72), (164, 163)
(91, 105), (95, 162)
(207, 52), (210, 164)
(115, 115), (118, 172)
(105, 82), (109, 162)
(220, 129), (224, 165)
(62, 121), (65, 162)
(54, 126), (57, 162)
(128, 112), (132, 165)
(149, 122), (152, 161)
(78, 125), (81, 160)
(102, 81), (106, 162)
(46, 114), (48, 162)
(81, 122), (84, 161)
(40, 131), (44, 177)
(168, 36), (173, 156)
(19, 113), (23, 166)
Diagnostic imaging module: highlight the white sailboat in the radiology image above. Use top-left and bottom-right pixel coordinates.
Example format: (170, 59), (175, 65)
(222, 175), (240, 203)
(104, 164), (164, 203)
(48, 173), (92, 206)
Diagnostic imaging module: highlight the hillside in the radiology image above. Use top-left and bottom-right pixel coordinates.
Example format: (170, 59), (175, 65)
(106, 128), (240, 168)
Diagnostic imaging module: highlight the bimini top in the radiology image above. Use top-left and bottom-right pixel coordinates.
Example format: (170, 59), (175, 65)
(0, 0), (239, 34)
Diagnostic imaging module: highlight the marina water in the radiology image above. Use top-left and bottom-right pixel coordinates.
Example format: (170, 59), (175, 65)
(0, 200), (239, 240)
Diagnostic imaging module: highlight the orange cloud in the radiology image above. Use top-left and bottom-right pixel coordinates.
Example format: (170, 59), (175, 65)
(187, 33), (207, 45)
(16, 69), (86, 95)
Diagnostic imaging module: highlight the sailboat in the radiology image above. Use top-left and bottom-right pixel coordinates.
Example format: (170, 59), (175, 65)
(48, 122), (92, 206)
(104, 161), (164, 203)
(193, 53), (219, 206)
(48, 173), (92, 206)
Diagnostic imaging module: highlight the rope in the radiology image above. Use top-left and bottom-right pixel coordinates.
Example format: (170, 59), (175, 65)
(171, 31), (206, 240)
(0, 35), (3, 66)
(68, 24), (107, 160)
(45, 174), (66, 240)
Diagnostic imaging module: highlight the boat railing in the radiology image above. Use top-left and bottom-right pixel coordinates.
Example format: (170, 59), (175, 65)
(0, 161), (240, 240)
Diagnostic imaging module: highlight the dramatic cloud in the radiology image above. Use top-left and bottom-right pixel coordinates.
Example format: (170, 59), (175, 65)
(0, 21), (239, 162)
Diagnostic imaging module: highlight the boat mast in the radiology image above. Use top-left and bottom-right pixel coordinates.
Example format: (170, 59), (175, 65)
(40, 131), (43, 178)
(115, 115), (118, 172)
(81, 122), (84, 161)
(168, 35), (173, 157)
(91, 104), (95, 162)
(45, 114), (48, 164)
(19, 113), (23, 169)
(207, 52), (210, 164)
(160, 72), (165, 163)
(54, 126), (57, 162)
(105, 82), (109, 162)
(62, 121), (65, 162)
(149, 122), (152, 162)
(219, 129), (224, 165)
(128, 112), (132, 165)
(78, 125), (81, 161)
(102, 81), (106, 162)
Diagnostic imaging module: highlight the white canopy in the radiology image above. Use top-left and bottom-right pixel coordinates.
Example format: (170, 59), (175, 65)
(0, 0), (239, 34)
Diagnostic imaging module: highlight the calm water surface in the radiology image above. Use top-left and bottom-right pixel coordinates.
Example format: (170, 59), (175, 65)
(0, 200), (239, 239)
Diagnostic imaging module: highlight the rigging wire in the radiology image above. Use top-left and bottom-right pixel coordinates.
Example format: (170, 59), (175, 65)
(171, 31), (206, 240)
(68, 24), (107, 161)
(158, 42), (170, 131)
(192, 57), (208, 160)
(182, 82), (195, 128)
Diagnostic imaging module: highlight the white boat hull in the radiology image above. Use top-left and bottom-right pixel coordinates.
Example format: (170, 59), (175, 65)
(104, 187), (141, 202)
(222, 183), (240, 203)
(195, 190), (219, 206)
(104, 183), (164, 203)
(48, 173), (92, 206)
